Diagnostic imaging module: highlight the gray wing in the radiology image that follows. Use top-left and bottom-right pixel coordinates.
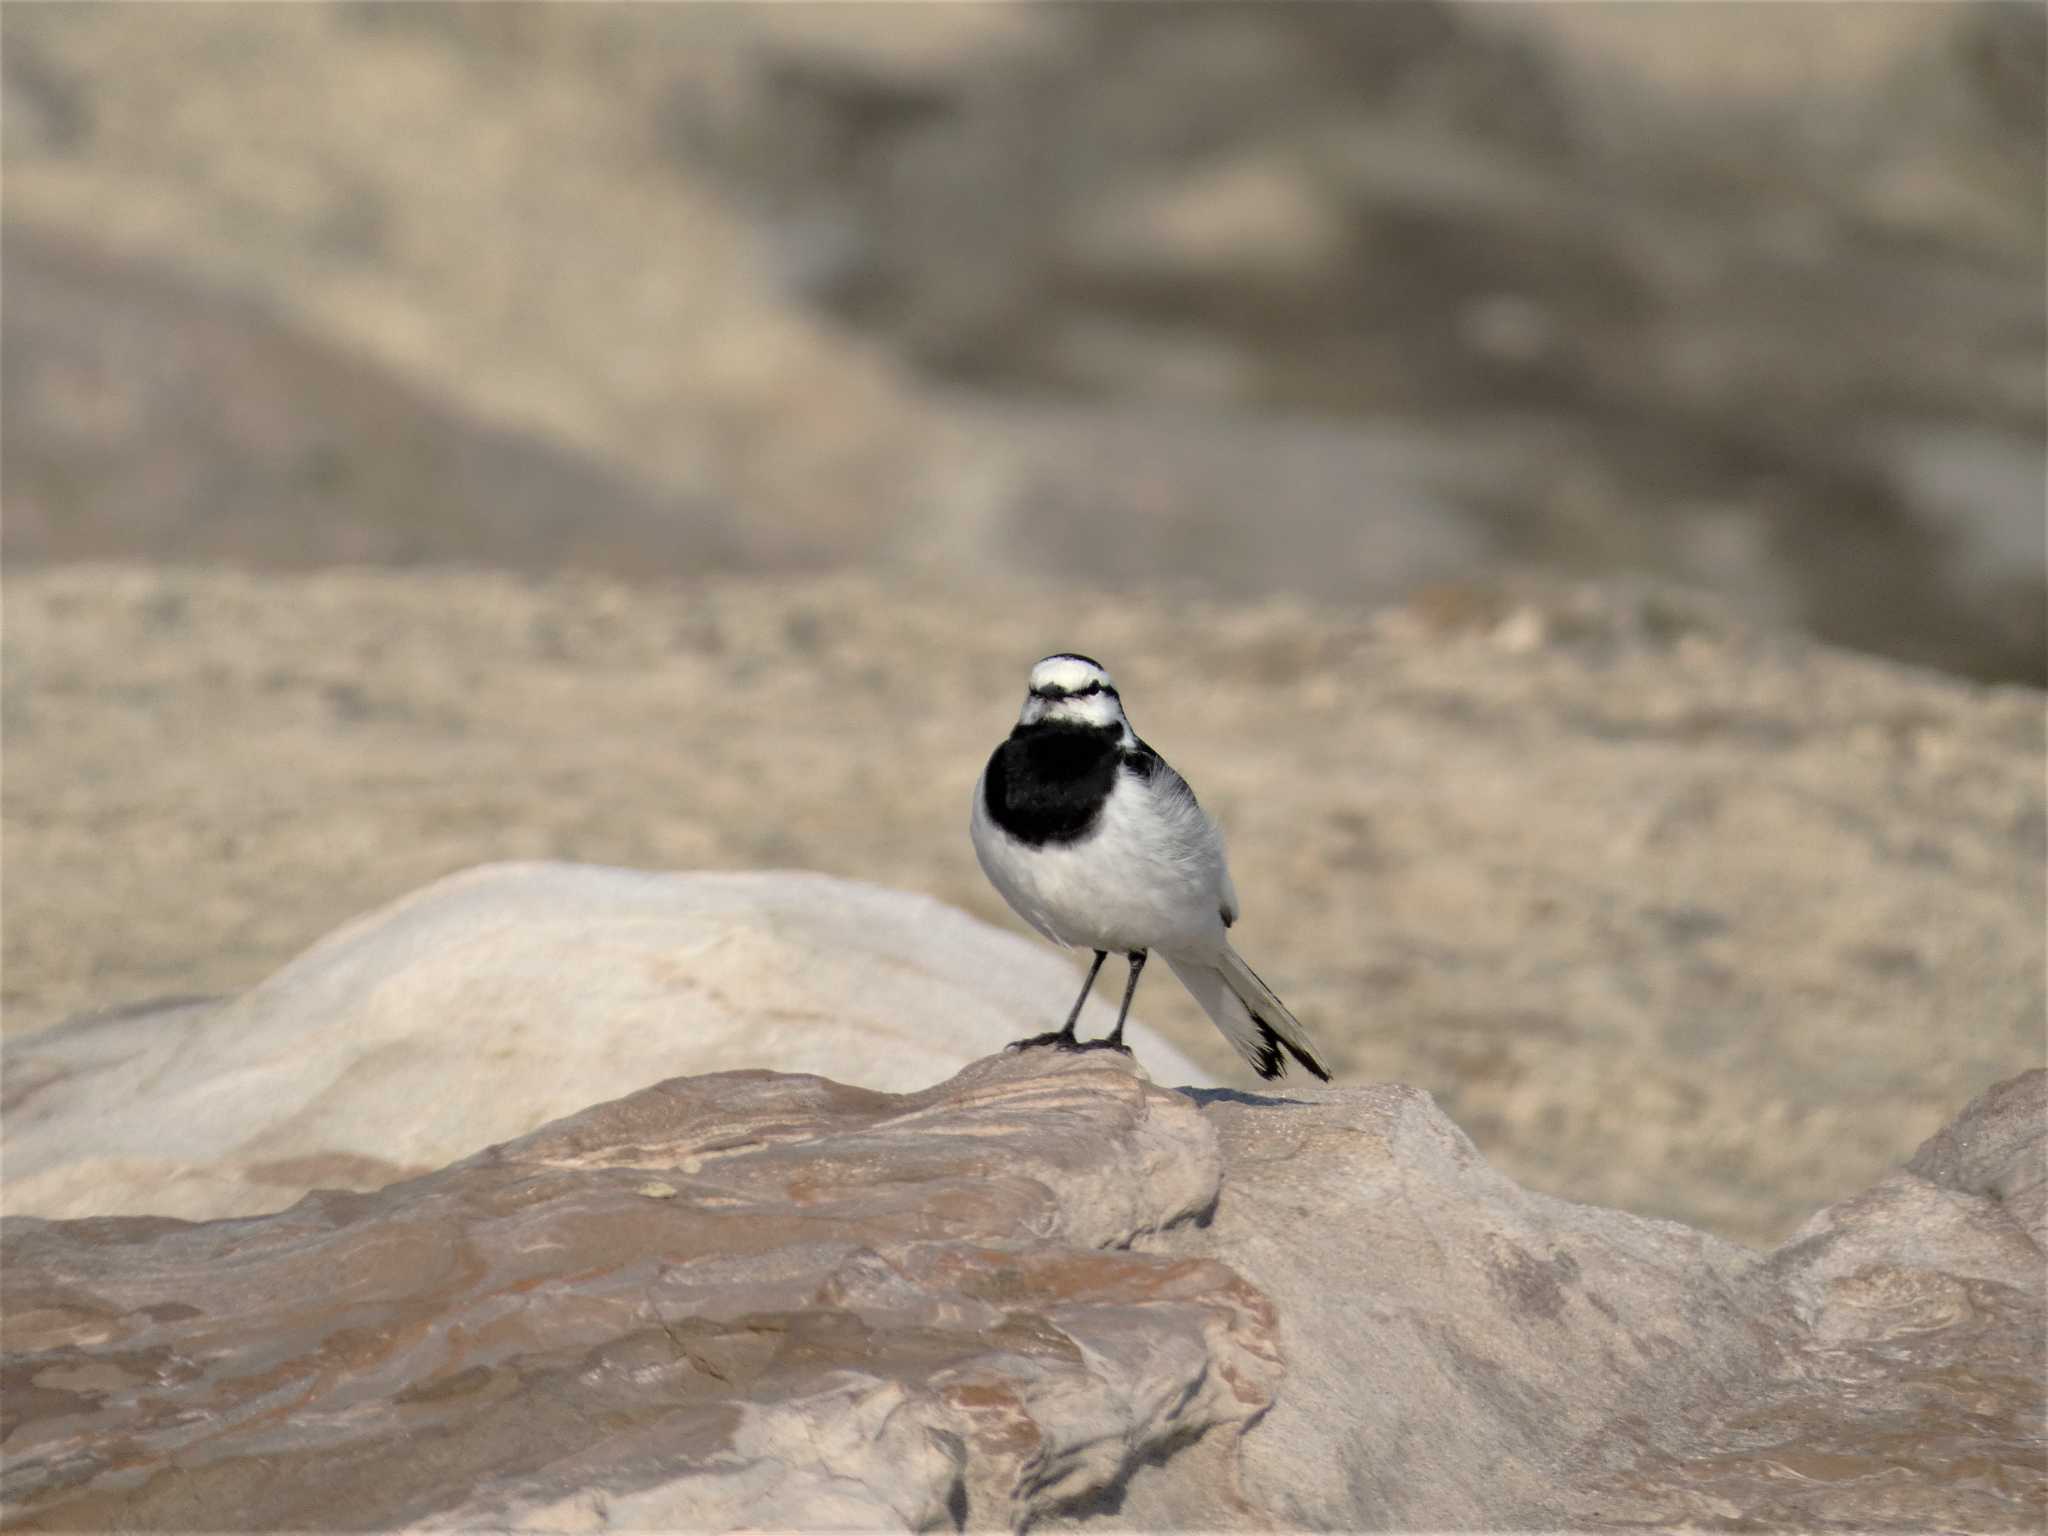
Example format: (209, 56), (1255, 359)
(1126, 739), (1238, 927)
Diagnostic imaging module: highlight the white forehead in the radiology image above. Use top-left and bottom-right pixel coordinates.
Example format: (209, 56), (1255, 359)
(1029, 655), (1114, 694)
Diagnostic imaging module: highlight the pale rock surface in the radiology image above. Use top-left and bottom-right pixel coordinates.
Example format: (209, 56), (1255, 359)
(1906, 1067), (2048, 1251)
(2, 1056), (2039, 1532)
(1128, 1067), (2046, 1532)
(0, 864), (1214, 1222)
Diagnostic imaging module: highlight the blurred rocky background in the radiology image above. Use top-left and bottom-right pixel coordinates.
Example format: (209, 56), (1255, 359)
(3, 3), (2044, 1248)
(5, 2), (2042, 676)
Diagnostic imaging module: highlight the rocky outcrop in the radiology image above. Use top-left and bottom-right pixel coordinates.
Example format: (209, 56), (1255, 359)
(1148, 1068), (2047, 1532)
(2, 1053), (1250, 1532)
(4, 1054), (2040, 1531)
(0, 865), (1214, 1222)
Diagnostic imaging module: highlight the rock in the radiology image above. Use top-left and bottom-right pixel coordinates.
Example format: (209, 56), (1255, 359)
(2, 6), (957, 574)
(709, 1), (2045, 681)
(0, 1051), (1259, 1532)
(1149, 1069), (2045, 1532)
(1906, 1066), (2048, 1251)
(919, 395), (1504, 614)
(3, 1056), (2039, 1531)
(1062, 152), (1351, 295)
(1136, 1081), (1768, 1528)
(0, 864), (1215, 1222)
(0, 225), (749, 577)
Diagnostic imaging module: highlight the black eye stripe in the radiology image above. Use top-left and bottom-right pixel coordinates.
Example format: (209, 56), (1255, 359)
(1032, 679), (1117, 701)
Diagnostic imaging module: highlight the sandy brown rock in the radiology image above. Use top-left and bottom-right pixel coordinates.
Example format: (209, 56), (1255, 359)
(1129, 1069), (2045, 1532)
(0, 1051), (1259, 1532)
(4, 1059), (2039, 1531)
(1616, 1070), (2047, 1532)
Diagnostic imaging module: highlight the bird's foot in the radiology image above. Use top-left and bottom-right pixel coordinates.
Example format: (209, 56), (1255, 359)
(1005, 1031), (1132, 1058)
(1006, 1029), (1084, 1054)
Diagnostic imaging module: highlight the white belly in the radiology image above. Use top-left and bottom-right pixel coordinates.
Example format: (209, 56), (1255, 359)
(971, 769), (1230, 958)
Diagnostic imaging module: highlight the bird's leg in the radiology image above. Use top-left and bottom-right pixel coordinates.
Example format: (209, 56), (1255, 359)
(1060, 949), (1109, 1039)
(1100, 950), (1147, 1051)
(1007, 950), (1107, 1054)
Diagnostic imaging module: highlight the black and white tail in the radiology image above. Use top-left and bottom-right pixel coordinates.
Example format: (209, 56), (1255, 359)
(1166, 948), (1331, 1082)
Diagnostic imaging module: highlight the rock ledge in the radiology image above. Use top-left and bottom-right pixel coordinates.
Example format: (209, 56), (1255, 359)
(3, 1056), (2041, 1531)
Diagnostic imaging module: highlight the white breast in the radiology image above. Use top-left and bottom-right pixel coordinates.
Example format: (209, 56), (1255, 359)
(971, 768), (1232, 958)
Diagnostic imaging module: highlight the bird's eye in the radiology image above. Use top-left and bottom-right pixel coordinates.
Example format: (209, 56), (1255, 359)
(1077, 682), (1101, 697)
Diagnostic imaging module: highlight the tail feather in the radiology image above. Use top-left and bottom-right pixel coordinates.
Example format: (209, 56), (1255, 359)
(1166, 948), (1331, 1083)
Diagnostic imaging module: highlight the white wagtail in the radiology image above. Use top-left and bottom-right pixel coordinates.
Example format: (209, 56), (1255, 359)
(971, 653), (1331, 1082)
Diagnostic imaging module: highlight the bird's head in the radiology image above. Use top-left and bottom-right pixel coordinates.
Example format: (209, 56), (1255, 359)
(1017, 653), (1132, 736)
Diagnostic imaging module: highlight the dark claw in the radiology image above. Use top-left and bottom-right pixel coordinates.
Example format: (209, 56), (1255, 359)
(1005, 1030), (1086, 1054)
(1004, 1032), (1133, 1058)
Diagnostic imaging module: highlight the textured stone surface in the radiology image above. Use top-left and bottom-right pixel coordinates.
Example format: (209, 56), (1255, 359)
(3, 1059), (2039, 1531)
(1, 1052), (1256, 1532)
(1907, 1067), (2048, 1252)
(1, 864), (1214, 1221)
(6, 569), (2040, 1247)
(1139, 1069), (2047, 1533)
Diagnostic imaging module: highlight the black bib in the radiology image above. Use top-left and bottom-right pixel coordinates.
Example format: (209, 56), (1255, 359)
(981, 723), (1124, 847)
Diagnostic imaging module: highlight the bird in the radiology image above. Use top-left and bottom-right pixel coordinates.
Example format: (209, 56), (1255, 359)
(970, 653), (1331, 1082)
